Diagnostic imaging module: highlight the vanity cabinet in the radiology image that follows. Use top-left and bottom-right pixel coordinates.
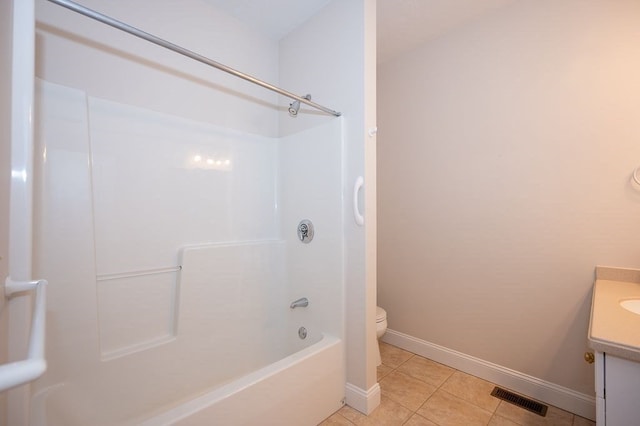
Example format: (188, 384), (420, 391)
(595, 351), (640, 425)
(589, 267), (640, 426)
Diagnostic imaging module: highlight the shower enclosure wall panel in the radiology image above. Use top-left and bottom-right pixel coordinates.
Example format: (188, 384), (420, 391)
(279, 119), (345, 341)
(87, 95), (280, 361)
(32, 80), (284, 424)
(88, 96), (279, 275)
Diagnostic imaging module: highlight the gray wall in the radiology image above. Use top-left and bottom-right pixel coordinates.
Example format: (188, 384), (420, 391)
(377, 0), (640, 396)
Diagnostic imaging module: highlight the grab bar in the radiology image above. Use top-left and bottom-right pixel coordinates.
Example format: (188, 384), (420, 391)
(353, 176), (364, 226)
(0, 278), (48, 392)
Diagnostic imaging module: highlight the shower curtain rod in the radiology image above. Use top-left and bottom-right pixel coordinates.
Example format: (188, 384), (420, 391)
(46, 0), (342, 117)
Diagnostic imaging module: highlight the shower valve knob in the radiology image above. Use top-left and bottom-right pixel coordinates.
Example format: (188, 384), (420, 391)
(297, 220), (314, 243)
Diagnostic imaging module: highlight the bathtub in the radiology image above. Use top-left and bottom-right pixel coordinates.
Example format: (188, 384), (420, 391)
(135, 334), (344, 426)
(32, 331), (344, 426)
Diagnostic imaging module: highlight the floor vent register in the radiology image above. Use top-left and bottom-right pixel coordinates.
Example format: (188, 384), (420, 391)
(490, 386), (548, 417)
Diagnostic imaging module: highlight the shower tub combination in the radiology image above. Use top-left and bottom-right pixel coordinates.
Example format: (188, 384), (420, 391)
(4, 0), (348, 423)
(30, 77), (345, 425)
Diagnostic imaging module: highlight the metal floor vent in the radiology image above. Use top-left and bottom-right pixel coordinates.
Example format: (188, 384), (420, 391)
(490, 387), (548, 417)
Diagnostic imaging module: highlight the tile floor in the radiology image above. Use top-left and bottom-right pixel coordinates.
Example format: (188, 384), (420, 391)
(319, 342), (595, 426)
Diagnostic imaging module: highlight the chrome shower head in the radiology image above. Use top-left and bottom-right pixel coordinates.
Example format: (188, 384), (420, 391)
(288, 100), (300, 117)
(288, 94), (311, 118)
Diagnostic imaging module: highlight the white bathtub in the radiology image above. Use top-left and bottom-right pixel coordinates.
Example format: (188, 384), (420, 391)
(136, 334), (344, 426)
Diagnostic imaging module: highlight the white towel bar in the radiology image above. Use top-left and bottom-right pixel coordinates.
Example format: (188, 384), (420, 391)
(0, 278), (48, 392)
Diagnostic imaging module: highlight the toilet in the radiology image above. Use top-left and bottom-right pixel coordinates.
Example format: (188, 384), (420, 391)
(376, 306), (388, 366)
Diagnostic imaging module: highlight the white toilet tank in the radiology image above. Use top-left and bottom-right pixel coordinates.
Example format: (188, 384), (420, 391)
(376, 306), (387, 339)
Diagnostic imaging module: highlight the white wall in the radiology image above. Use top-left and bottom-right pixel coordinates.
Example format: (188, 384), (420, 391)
(279, 0), (378, 413)
(378, 0), (640, 402)
(35, 0), (279, 136)
(0, 0), (14, 423)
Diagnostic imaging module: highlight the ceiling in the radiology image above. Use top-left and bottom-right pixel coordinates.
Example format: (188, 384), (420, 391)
(205, 0), (515, 63)
(203, 0), (331, 40)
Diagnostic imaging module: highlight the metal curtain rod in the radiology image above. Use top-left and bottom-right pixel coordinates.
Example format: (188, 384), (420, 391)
(47, 0), (342, 117)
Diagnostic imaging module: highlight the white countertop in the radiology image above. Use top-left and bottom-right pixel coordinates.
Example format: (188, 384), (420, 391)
(589, 266), (640, 362)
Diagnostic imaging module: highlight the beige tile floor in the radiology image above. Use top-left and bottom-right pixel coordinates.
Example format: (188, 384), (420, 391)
(319, 342), (595, 426)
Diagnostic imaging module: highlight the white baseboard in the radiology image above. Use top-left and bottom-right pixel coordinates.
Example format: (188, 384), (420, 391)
(345, 382), (381, 415)
(382, 329), (596, 421)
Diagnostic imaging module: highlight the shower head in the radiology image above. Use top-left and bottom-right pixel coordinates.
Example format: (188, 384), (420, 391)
(288, 100), (300, 117)
(288, 94), (311, 118)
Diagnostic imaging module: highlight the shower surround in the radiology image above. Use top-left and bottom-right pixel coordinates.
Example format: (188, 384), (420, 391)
(31, 80), (344, 425)
(4, 0), (377, 423)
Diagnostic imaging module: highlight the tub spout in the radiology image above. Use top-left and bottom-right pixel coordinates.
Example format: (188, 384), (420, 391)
(290, 297), (309, 309)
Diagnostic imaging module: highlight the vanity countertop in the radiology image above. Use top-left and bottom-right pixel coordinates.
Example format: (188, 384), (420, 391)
(589, 266), (640, 361)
